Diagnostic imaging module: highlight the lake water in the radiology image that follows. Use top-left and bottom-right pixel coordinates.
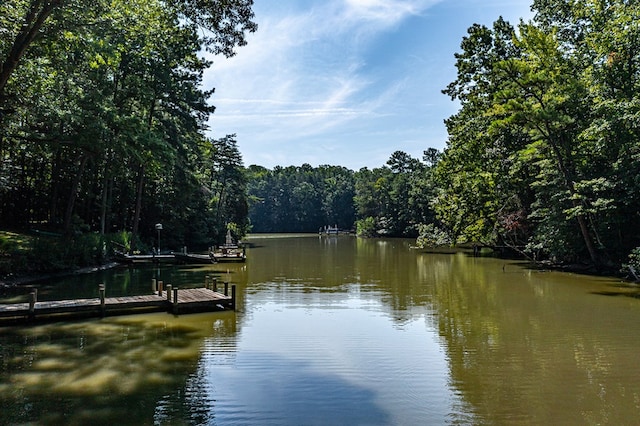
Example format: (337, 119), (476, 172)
(1, 234), (640, 425)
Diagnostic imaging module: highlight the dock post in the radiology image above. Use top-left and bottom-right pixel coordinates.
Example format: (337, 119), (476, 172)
(166, 284), (172, 302)
(158, 280), (163, 296)
(152, 278), (157, 292)
(173, 287), (179, 314)
(231, 285), (236, 310)
(28, 289), (37, 319)
(224, 282), (229, 296)
(99, 284), (106, 317)
(212, 278), (217, 293)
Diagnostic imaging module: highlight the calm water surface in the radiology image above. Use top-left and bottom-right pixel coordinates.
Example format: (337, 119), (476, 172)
(1, 234), (640, 425)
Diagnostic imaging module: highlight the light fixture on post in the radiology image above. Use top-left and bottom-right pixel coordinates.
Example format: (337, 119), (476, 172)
(155, 223), (163, 254)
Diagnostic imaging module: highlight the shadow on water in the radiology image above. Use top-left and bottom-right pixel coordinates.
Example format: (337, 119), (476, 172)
(591, 282), (640, 299)
(0, 313), (234, 425)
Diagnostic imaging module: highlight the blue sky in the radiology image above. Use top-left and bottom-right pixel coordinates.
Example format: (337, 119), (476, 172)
(204, 0), (534, 170)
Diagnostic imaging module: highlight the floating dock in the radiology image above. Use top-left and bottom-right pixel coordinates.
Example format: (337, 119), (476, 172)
(0, 282), (235, 326)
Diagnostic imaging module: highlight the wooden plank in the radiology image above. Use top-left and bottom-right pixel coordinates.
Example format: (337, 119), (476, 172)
(0, 287), (234, 324)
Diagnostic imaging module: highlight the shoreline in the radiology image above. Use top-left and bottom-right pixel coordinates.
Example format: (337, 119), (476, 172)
(0, 262), (122, 289)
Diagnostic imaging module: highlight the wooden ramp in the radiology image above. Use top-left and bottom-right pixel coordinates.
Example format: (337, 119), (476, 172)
(0, 286), (235, 326)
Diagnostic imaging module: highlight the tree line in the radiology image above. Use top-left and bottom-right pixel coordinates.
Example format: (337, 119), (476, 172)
(245, 151), (438, 237)
(435, 0), (640, 271)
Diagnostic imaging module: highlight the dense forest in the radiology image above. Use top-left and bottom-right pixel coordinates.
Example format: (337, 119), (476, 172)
(0, 0), (256, 272)
(436, 0), (640, 272)
(246, 150), (438, 238)
(1, 0), (640, 276)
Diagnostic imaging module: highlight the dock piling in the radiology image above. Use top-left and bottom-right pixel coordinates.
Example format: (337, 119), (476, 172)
(158, 280), (163, 296)
(173, 287), (179, 314)
(166, 284), (172, 302)
(28, 289), (37, 319)
(99, 284), (105, 317)
(224, 282), (229, 296)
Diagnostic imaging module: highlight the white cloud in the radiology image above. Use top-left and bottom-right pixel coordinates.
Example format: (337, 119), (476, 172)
(343, 0), (439, 24)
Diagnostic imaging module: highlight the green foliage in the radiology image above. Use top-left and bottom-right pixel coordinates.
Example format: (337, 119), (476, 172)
(110, 230), (134, 253)
(435, 1), (640, 267)
(0, 0), (256, 257)
(247, 164), (355, 233)
(246, 151), (439, 237)
(0, 232), (109, 277)
(356, 217), (377, 238)
(623, 247), (640, 281)
(415, 224), (452, 248)
(353, 151), (438, 237)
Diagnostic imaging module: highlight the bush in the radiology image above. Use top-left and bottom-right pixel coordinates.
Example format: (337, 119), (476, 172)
(29, 233), (107, 271)
(623, 247), (640, 281)
(356, 217), (377, 237)
(415, 223), (452, 248)
(0, 231), (114, 278)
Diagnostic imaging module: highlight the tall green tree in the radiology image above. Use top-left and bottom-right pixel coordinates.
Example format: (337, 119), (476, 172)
(202, 134), (249, 241)
(0, 0), (256, 102)
(354, 151), (437, 237)
(436, 0), (640, 266)
(436, 18), (533, 249)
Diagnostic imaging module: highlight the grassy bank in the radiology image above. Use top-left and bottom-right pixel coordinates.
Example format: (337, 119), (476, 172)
(0, 230), (117, 284)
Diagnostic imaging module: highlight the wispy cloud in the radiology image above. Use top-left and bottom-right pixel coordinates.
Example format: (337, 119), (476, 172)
(343, 0), (439, 24)
(205, 0), (436, 144)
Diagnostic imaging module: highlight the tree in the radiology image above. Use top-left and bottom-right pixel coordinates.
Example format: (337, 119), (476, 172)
(202, 134), (249, 241)
(435, 18), (531, 247)
(0, 0), (257, 102)
(247, 164), (356, 233)
(353, 151), (437, 237)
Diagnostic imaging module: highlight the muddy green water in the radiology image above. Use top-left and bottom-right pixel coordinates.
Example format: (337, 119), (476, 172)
(1, 234), (640, 425)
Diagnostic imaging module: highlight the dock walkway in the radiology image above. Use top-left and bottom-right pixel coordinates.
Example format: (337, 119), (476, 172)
(0, 285), (235, 326)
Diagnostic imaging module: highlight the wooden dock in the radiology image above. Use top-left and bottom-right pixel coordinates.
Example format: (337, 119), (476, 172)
(0, 283), (235, 326)
(116, 253), (177, 264)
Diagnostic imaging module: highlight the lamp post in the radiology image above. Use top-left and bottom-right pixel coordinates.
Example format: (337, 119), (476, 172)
(155, 223), (163, 254)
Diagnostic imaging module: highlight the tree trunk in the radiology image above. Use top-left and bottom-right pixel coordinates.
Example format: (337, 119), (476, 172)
(573, 202), (599, 265)
(63, 153), (89, 236)
(549, 139), (600, 266)
(49, 149), (62, 225)
(99, 168), (110, 235)
(0, 0), (62, 98)
(130, 164), (145, 251)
